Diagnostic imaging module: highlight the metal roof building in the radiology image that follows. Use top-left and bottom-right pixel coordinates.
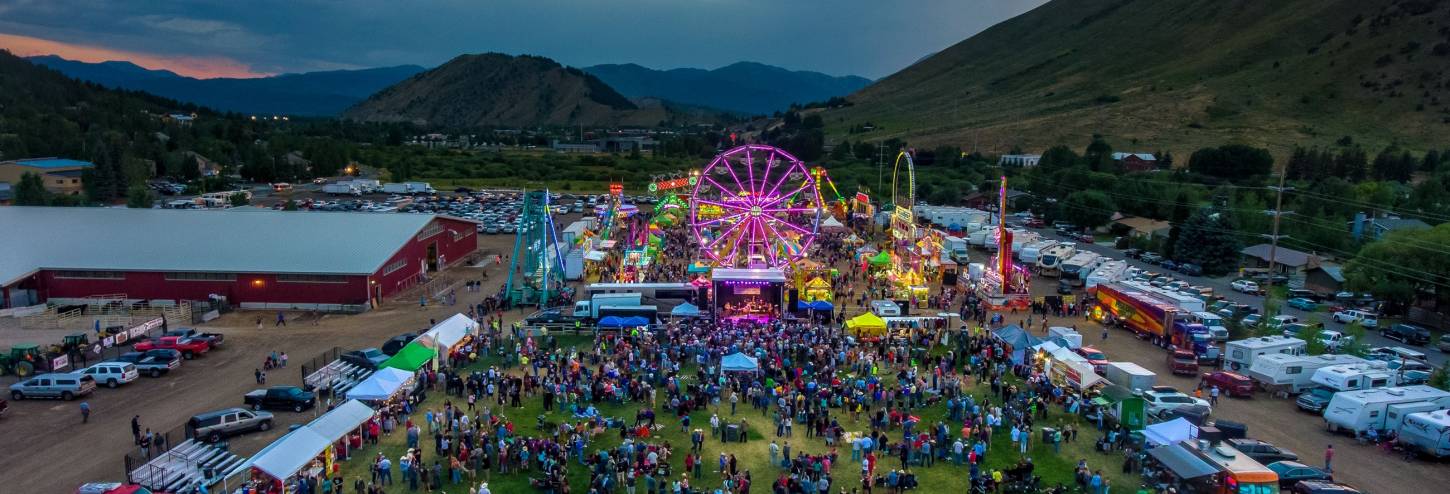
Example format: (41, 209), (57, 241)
(0, 207), (478, 311)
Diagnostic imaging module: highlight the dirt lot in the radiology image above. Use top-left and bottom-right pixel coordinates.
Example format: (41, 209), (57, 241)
(1018, 278), (1450, 493)
(0, 234), (534, 492)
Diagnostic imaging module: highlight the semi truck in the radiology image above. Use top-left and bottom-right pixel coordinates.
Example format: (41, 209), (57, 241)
(1091, 281), (1219, 363)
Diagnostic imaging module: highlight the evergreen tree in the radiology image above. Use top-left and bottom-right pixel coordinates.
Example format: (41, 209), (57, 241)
(1174, 205), (1243, 275)
(14, 172), (48, 206)
(1284, 146), (1311, 181)
(1038, 145), (1080, 171)
(1423, 150), (1442, 172)
(1335, 147), (1369, 182)
(1060, 190), (1116, 230)
(1163, 190), (1193, 259)
(1083, 135), (1115, 172)
(126, 185), (154, 208)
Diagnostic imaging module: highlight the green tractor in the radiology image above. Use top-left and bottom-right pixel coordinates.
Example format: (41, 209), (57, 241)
(0, 344), (48, 377)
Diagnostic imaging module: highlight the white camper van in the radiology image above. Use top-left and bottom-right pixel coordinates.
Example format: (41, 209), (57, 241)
(1399, 409), (1450, 458)
(1037, 243), (1079, 277)
(1019, 240), (1059, 265)
(1246, 354), (1367, 394)
(1223, 336), (1306, 371)
(1323, 385), (1450, 434)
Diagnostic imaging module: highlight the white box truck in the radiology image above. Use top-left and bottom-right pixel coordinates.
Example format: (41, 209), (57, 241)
(1398, 409), (1450, 458)
(573, 293), (644, 322)
(403, 182), (436, 194)
(1223, 336), (1306, 371)
(382, 183), (410, 194)
(322, 183), (361, 196)
(1246, 354), (1367, 394)
(1103, 361), (1156, 393)
(1323, 385), (1450, 434)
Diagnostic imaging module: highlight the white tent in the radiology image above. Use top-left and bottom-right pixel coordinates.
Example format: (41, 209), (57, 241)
(418, 313), (476, 350)
(307, 399), (374, 440)
(346, 367), (415, 401)
(585, 250), (608, 261)
(820, 216), (847, 232)
(1144, 418), (1199, 447)
(1035, 342), (1104, 389)
(250, 426), (331, 480)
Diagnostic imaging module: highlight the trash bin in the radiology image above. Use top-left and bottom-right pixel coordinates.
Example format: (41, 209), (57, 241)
(1040, 427), (1056, 443)
(724, 424), (741, 442)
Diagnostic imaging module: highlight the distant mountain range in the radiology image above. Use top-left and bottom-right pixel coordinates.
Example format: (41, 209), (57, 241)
(26, 55), (425, 116)
(343, 52), (725, 128)
(822, 0), (1450, 155)
(583, 62), (871, 115)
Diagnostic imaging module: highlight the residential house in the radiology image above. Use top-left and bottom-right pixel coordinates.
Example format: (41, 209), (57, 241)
(1240, 243), (1321, 275)
(1112, 216), (1172, 239)
(1111, 152), (1158, 172)
(1304, 265), (1345, 297)
(0, 158), (94, 195)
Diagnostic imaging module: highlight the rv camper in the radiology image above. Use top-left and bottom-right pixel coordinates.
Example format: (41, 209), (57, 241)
(1398, 409), (1450, 458)
(1245, 354), (1367, 394)
(1223, 336), (1306, 371)
(1323, 385), (1450, 434)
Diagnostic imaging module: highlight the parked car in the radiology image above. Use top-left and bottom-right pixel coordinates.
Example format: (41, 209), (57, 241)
(9, 373), (96, 400)
(163, 328), (225, 349)
(525, 306), (577, 325)
(1231, 279), (1261, 294)
(341, 348), (389, 370)
(188, 407), (274, 443)
(1380, 323), (1431, 346)
(79, 362), (140, 388)
(1439, 334), (1450, 353)
(1367, 346), (1429, 363)
(1286, 298), (1319, 311)
(1177, 263), (1203, 276)
(1264, 315), (1301, 331)
(1142, 390), (1211, 415)
(1160, 260), (1178, 272)
(1331, 310), (1378, 329)
(1268, 461), (1332, 488)
(1295, 387), (1335, 413)
(381, 333), (418, 356)
(1225, 438), (1299, 464)
(243, 386), (316, 412)
(132, 336), (209, 359)
(1168, 350), (1200, 376)
(1122, 248), (1142, 259)
(1200, 371), (1255, 397)
(1140, 252), (1164, 264)
(1240, 314), (1262, 328)
(110, 351), (180, 377)
(1075, 346), (1110, 373)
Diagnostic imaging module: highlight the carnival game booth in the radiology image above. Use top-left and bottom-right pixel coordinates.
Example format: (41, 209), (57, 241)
(712, 268), (787, 323)
(845, 312), (888, 341)
(801, 277), (833, 303)
(1032, 341), (1104, 391)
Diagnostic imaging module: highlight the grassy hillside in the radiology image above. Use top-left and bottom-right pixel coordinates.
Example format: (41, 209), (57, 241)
(823, 0), (1450, 157)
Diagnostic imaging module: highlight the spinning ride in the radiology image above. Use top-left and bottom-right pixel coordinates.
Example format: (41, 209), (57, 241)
(689, 144), (821, 269)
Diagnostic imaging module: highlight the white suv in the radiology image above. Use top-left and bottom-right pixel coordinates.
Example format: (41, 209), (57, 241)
(1142, 390), (1211, 415)
(80, 362), (139, 388)
(1230, 280), (1260, 294)
(1331, 309), (1379, 328)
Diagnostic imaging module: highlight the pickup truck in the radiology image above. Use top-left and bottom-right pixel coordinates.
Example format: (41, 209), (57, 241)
(133, 336), (209, 360)
(164, 328), (224, 349)
(110, 351), (181, 377)
(243, 386), (316, 412)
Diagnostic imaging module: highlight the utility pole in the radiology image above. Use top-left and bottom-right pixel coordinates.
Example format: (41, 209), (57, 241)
(877, 142), (884, 198)
(1263, 171), (1292, 312)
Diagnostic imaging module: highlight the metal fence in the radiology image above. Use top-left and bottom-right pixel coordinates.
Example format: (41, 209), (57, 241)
(298, 346), (345, 386)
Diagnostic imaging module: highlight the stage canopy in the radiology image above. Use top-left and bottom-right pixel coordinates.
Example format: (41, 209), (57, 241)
(380, 341), (436, 372)
(721, 352), (760, 372)
(712, 268), (787, 283)
(671, 303), (702, 317)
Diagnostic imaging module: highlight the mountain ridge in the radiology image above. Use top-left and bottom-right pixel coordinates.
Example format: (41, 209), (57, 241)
(26, 55), (426, 116)
(823, 0), (1450, 156)
(583, 61), (870, 115)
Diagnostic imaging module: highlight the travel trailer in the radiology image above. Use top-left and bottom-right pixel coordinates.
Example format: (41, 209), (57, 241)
(1019, 240), (1059, 265)
(1323, 385), (1450, 434)
(1398, 409), (1450, 458)
(1245, 354), (1367, 394)
(1223, 336), (1306, 371)
(1310, 362), (1398, 392)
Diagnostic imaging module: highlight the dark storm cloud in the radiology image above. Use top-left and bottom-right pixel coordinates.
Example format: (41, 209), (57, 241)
(0, 0), (1048, 78)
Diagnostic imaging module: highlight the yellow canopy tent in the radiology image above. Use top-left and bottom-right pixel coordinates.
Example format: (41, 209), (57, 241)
(802, 277), (833, 302)
(845, 312), (887, 339)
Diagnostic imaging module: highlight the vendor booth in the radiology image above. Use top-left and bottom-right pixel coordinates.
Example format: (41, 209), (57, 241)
(801, 277), (833, 302)
(1144, 418), (1199, 447)
(379, 341), (436, 372)
(416, 313), (478, 367)
(345, 367), (417, 402)
(305, 399), (376, 469)
(845, 312), (887, 340)
(670, 302), (702, 318)
(991, 325), (1041, 364)
(1033, 341), (1104, 390)
(246, 427), (332, 493)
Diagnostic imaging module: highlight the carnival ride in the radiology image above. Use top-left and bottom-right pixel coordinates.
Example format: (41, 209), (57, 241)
(976, 176), (1032, 309)
(505, 190), (567, 306)
(878, 150), (931, 304)
(688, 144), (822, 270)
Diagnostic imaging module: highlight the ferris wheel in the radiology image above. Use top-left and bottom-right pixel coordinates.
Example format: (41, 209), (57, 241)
(890, 150), (917, 242)
(689, 144), (821, 269)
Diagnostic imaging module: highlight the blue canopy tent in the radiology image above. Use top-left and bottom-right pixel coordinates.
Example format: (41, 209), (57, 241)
(809, 301), (833, 311)
(991, 325), (1042, 364)
(721, 352), (760, 373)
(598, 316), (627, 328)
(621, 316), (651, 327)
(671, 302), (702, 318)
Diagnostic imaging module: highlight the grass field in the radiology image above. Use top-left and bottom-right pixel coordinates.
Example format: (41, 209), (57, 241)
(330, 334), (1133, 493)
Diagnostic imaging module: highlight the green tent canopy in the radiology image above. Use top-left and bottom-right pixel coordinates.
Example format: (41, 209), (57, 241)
(868, 250), (892, 266)
(380, 341), (437, 372)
